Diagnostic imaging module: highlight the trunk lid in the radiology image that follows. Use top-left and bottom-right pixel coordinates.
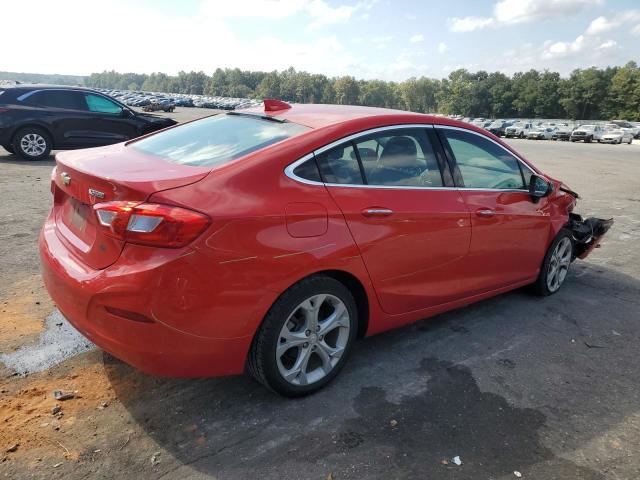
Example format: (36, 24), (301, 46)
(52, 143), (210, 269)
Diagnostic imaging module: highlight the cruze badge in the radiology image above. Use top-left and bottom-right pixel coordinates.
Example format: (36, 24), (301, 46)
(60, 172), (71, 185)
(88, 188), (105, 199)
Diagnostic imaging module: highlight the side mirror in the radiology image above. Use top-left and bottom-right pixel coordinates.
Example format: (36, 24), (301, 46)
(529, 174), (552, 202)
(120, 108), (133, 118)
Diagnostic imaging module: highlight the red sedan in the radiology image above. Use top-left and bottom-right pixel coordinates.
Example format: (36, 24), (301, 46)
(39, 100), (612, 396)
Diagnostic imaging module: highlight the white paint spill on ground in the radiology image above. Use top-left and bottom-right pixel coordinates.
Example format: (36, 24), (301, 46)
(0, 309), (95, 374)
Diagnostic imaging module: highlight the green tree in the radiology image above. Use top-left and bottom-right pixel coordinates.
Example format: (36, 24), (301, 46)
(333, 76), (360, 105)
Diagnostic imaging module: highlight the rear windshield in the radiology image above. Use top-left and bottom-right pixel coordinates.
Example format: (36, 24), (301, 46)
(129, 114), (310, 167)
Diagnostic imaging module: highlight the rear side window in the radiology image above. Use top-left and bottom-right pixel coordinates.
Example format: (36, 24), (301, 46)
(440, 128), (525, 190)
(85, 94), (122, 114)
(130, 114), (310, 167)
(292, 158), (321, 182)
(316, 143), (364, 185)
(22, 90), (86, 110)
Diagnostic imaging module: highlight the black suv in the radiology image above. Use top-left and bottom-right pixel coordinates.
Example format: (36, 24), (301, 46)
(0, 85), (177, 160)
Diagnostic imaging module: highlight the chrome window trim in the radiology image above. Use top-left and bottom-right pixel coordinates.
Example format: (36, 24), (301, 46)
(16, 88), (84, 102)
(285, 153), (325, 186)
(284, 123), (534, 193)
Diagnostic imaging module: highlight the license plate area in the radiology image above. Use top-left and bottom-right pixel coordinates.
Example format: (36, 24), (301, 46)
(69, 200), (88, 231)
(62, 197), (91, 235)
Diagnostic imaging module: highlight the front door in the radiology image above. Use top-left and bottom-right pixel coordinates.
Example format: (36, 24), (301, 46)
(437, 126), (551, 293)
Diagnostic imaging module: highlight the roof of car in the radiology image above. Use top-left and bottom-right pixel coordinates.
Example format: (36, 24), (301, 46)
(240, 102), (460, 130)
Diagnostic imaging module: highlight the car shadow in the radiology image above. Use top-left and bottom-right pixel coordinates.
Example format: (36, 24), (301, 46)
(0, 151), (55, 165)
(104, 262), (639, 479)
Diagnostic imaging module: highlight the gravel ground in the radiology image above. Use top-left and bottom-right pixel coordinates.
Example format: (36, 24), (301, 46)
(1, 108), (639, 479)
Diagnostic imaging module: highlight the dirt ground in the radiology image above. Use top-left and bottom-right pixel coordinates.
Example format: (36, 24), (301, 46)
(1, 108), (639, 479)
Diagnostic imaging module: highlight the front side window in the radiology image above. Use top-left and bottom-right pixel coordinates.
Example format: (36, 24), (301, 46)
(85, 94), (122, 114)
(130, 114), (310, 167)
(355, 129), (443, 187)
(440, 128), (525, 190)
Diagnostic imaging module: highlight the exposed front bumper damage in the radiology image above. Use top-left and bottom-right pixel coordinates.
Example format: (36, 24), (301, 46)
(568, 213), (614, 260)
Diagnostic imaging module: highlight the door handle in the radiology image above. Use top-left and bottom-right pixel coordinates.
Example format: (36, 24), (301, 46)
(475, 208), (496, 218)
(362, 208), (394, 217)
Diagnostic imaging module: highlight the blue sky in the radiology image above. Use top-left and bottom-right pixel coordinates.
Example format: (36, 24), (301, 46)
(3, 0), (640, 80)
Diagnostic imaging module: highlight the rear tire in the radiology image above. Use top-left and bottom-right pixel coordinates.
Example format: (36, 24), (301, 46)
(533, 229), (573, 296)
(519, 132), (525, 138)
(247, 275), (358, 397)
(12, 127), (52, 160)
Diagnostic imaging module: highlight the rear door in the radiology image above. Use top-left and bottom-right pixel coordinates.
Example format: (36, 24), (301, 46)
(22, 90), (91, 148)
(437, 126), (550, 293)
(314, 126), (472, 315)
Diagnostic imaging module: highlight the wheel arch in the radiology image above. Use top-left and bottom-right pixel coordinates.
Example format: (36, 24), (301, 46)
(254, 269), (371, 344)
(10, 123), (55, 146)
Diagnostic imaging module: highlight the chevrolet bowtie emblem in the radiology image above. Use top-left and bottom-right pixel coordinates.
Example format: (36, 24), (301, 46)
(88, 188), (105, 199)
(60, 172), (71, 186)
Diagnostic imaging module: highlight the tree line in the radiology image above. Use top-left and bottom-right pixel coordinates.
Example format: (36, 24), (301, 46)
(84, 61), (640, 121)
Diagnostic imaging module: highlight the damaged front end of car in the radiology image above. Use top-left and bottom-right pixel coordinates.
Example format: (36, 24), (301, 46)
(568, 213), (614, 259)
(559, 185), (614, 260)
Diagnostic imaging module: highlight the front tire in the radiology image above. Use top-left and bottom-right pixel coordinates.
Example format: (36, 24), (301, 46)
(12, 127), (52, 160)
(533, 230), (573, 296)
(519, 132), (525, 138)
(247, 275), (358, 397)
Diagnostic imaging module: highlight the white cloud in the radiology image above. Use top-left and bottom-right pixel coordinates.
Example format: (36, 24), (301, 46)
(586, 16), (616, 34)
(437, 42), (448, 54)
(632, 24), (640, 35)
(200, 0), (368, 30)
(494, 0), (602, 24)
(586, 10), (640, 35)
(371, 35), (393, 49)
(448, 16), (494, 32)
(598, 39), (618, 49)
(449, 0), (603, 32)
(410, 34), (424, 43)
(543, 34), (587, 58)
(306, 0), (358, 29)
(199, 0), (306, 19)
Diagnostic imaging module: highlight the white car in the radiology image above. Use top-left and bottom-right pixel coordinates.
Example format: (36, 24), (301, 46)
(504, 122), (534, 138)
(570, 125), (604, 143)
(610, 120), (640, 139)
(601, 129), (634, 144)
(527, 127), (556, 140)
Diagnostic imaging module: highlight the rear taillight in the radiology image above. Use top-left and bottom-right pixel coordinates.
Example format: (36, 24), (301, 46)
(0, 107), (10, 113)
(93, 201), (210, 248)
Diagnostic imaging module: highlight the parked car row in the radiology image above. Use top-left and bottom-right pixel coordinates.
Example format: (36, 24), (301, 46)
(446, 115), (638, 144)
(94, 88), (261, 110)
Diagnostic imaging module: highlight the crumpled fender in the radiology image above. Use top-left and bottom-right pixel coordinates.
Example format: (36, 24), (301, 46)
(545, 178), (578, 245)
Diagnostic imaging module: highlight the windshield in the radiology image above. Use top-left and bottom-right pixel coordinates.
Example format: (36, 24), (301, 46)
(129, 114), (310, 167)
(580, 125), (596, 130)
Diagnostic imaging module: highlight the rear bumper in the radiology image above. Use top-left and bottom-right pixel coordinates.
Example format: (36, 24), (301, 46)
(39, 216), (253, 377)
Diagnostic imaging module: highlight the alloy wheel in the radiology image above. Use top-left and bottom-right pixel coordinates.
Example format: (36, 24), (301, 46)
(276, 294), (350, 386)
(20, 133), (47, 157)
(547, 237), (572, 292)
